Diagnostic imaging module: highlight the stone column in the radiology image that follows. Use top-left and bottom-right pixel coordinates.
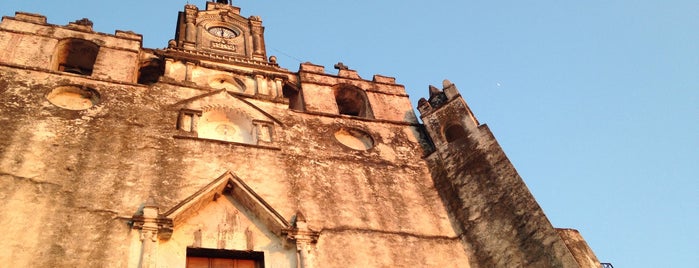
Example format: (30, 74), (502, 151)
(255, 75), (268, 95)
(295, 236), (315, 268)
(248, 16), (266, 61)
(184, 5), (198, 49)
(286, 212), (319, 268)
(274, 78), (284, 98)
(185, 62), (196, 82)
(138, 203), (160, 268)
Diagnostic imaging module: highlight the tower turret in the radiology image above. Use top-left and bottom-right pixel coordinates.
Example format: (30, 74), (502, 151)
(418, 79), (480, 151)
(419, 80), (584, 267)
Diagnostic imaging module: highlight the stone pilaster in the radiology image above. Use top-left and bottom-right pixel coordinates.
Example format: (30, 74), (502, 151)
(285, 212), (320, 268)
(130, 199), (174, 268)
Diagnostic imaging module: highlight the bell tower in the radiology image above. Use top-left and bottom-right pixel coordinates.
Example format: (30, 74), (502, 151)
(173, 1), (268, 62)
(418, 80), (582, 267)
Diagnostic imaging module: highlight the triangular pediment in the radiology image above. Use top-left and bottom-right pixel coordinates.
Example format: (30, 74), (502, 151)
(172, 89), (283, 126)
(161, 171), (291, 237)
(197, 8), (249, 27)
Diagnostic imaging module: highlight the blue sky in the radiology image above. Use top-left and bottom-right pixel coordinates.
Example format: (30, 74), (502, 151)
(3, 1), (698, 267)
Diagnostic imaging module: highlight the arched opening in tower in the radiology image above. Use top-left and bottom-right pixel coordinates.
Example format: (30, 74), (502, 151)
(444, 123), (468, 143)
(53, 38), (100, 75)
(333, 85), (372, 118)
(283, 83), (303, 111)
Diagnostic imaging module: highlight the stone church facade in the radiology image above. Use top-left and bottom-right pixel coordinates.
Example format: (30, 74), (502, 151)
(0, 1), (602, 267)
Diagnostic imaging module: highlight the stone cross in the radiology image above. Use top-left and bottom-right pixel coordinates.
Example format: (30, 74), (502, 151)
(334, 62), (349, 70)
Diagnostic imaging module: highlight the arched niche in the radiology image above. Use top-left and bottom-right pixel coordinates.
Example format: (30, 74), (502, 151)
(52, 38), (100, 75)
(138, 58), (164, 85)
(333, 84), (373, 118)
(198, 107), (255, 144)
(282, 83), (303, 111)
(444, 123), (468, 143)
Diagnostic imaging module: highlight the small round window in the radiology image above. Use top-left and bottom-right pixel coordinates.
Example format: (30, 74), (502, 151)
(47, 86), (100, 110)
(334, 128), (374, 151)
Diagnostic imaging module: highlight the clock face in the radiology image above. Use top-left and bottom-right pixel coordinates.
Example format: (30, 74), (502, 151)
(207, 26), (237, 38)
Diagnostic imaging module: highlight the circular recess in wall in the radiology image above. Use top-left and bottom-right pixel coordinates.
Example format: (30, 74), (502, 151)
(334, 128), (374, 151)
(47, 86), (100, 110)
(215, 123), (238, 138)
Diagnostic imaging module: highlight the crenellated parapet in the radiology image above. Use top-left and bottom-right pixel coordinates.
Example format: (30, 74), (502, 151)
(0, 12), (143, 83)
(294, 61), (418, 124)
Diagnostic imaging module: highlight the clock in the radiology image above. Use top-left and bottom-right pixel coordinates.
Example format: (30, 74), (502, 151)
(207, 26), (237, 39)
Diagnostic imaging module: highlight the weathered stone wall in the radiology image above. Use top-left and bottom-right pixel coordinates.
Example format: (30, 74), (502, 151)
(0, 58), (472, 267)
(297, 63), (417, 124)
(557, 229), (602, 268)
(155, 196), (297, 268)
(0, 5), (602, 268)
(0, 14), (142, 82)
(420, 85), (581, 267)
(0, 67), (150, 267)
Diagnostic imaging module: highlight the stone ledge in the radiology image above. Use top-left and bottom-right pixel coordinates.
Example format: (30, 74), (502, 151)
(173, 135), (282, 151)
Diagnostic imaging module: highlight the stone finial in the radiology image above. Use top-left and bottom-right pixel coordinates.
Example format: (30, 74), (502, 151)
(296, 211), (307, 222)
(142, 197), (159, 218)
(206, 0), (240, 12)
(418, 98), (428, 107)
(442, 79), (460, 99)
(443, 79), (454, 89)
(286, 211), (319, 268)
(429, 85), (442, 98)
(427, 84), (448, 109)
(293, 211), (308, 229)
(144, 196), (158, 208)
(334, 62), (349, 70)
(417, 97), (434, 116)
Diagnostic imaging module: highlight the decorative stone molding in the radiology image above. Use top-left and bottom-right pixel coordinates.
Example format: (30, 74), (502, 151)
(130, 198), (175, 240)
(130, 172), (322, 268)
(131, 172), (292, 239)
(283, 212), (320, 268)
(171, 89), (284, 147)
